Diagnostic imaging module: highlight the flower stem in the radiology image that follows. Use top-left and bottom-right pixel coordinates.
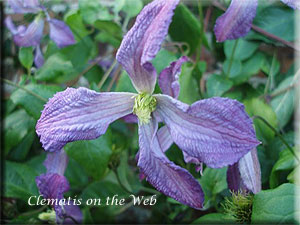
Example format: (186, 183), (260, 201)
(112, 169), (135, 195)
(252, 115), (300, 162)
(98, 59), (117, 90)
(226, 39), (239, 78)
(2, 78), (47, 102)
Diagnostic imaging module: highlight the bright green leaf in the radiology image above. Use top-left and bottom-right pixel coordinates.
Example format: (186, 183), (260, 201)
(206, 74), (233, 97)
(18, 47), (33, 70)
(223, 59), (242, 78)
(224, 39), (259, 61)
(251, 183), (299, 224)
(65, 11), (90, 40)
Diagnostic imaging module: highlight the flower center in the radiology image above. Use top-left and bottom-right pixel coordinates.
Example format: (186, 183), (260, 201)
(133, 93), (157, 124)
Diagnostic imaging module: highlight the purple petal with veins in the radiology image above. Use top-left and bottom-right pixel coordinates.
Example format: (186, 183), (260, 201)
(8, 0), (41, 14)
(116, 0), (180, 93)
(44, 150), (68, 175)
(36, 87), (135, 152)
(137, 118), (204, 209)
(5, 16), (44, 47)
(158, 56), (189, 99)
(155, 95), (260, 168)
(34, 45), (44, 68)
(214, 0), (258, 42)
(48, 19), (76, 48)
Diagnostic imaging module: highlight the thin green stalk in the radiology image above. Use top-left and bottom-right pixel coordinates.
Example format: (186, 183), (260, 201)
(252, 115), (300, 162)
(2, 78), (47, 102)
(112, 169), (135, 195)
(226, 39), (239, 78)
(97, 59), (117, 90)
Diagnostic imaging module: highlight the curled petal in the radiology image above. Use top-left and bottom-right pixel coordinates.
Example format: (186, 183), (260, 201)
(48, 19), (76, 48)
(59, 202), (83, 224)
(8, 0), (41, 14)
(5, 17), (18, 35)
(238, 148), (261, 193)
(158, 56), (189, 99)
(36, 87), (135, 151)
(116, 0), (180, 93)
(122, 113), (138, 123)
(227, 163), (244, 192)
(13, 17), (44, 47)
(281, 0), (300, 9)
(44, 150), (68, 175)
(155, 95), (260, 168)
(137, 118), (204, 209)
(36, 173), (69, 217)
(214, 0), (258, 42)
(34, 45), (44, 68)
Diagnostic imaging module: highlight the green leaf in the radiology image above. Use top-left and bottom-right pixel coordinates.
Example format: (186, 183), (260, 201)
(206, 74), (233, 97)
(122, 0), (143, 18)
(270, 149), (296, 188)
(36, 53), (75, 82)
(94, 20), (123, 47)
(192, 213), (235, 224)
(8, 131), (35, 161)
(80, 180), (127, 203)
(79, 0), (114, 24)
(250, 6), (295, 42)
(65, 11), (90, 40)
(251, 183), (299, 224)
(10, 83), (63, 119)
(223, 59), (242, 78)
(152, 49), (177, 75)
(261, 55), (280, 76)
(230, 52), (265, 84)
(18, 47), (33, 70)
(244, 98), (278, 142)
(4, 161), (39, 202)
(199, 167), (228, 208)
(115, 71), (136, 93)
(4, 110), (35, 155)
(270, 76), (295, 128)
(65, 131), (112, 180)
(169, 4), (208, 54)
(224, 39), (259, 61)
(178, 63), (201, 104)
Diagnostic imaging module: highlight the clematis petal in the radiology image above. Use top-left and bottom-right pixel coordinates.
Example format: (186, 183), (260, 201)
(281, 0), (300, 9)
(8, 0), (41, 14)
(238, 148), (261, 193)
(36, 173), (69, 217)
(5, 17), (18, 35)
(122, 113), (138, 123)
(48, 19), (76, 48)
(227, 162), (244, 192)
(157, 125), (173, 152)
(155, 95), (260, 168)
(214, 0), (258, 42)
(34, 45), (44, 68)
(158, 56), (189, 99)
(137, 118), (204, 209)
(44, 150), (68, 175)
(59, 202), (83, 224)
(36, 87), (135, 152)
(116, 0), (180, 93)
(13, 17), (44, 47)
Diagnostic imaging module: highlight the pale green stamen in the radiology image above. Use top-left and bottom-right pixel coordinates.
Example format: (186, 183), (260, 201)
(133, 93), (157, 124)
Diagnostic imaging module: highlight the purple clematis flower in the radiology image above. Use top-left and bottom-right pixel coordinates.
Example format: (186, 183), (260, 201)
(6, 0), (75, 67)
(36, 0), (260, 209)
(36, 150), (83, 224)
(214, 0), (299, 42)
